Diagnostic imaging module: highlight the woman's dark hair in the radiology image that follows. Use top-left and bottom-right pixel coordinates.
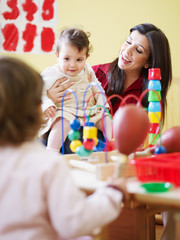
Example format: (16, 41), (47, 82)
(0, 57), (44, 145)
(107, 23), (172, 123)
(55, 28), (92, 56)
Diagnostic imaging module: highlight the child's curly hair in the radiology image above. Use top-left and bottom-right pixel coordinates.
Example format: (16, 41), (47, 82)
(0, 57), (44, 145)
(55, 27), (92, 56)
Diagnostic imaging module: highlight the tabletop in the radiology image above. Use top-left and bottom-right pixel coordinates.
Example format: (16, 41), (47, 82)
(70, 168), (180, 208)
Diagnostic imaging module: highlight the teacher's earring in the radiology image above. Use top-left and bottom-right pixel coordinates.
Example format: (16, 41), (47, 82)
(144, 63), (151, 69)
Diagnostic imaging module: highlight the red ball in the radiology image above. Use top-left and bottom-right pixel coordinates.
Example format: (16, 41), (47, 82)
(156, 126), (180, 153)
(113, 105), (150, 155)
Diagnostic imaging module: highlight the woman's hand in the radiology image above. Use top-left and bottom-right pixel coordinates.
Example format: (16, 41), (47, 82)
(47, 77), (74, 104)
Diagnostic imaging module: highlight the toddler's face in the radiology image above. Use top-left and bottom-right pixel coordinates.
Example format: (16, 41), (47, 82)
(57, 43), (88, 77)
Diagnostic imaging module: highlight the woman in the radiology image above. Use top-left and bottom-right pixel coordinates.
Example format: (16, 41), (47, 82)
(46, 23), (172, 152)
(93, 23), (172, 118)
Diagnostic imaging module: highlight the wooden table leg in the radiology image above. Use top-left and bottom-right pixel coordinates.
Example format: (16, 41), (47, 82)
(175, 211), (180, 240)
(100, 202), (156, 240)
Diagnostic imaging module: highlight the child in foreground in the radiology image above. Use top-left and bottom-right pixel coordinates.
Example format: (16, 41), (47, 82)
(39, 27), (111, 152)
(0, 56), (128, 240)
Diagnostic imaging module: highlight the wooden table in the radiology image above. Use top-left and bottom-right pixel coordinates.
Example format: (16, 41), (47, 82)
(70, 168), (180, 240)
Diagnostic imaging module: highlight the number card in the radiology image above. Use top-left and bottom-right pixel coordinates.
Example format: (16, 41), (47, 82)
(0, 0), (57, 53)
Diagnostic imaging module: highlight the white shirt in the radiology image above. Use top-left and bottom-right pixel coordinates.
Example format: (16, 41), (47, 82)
(0, 140), (123, 240)
(39, 63), (108, 137)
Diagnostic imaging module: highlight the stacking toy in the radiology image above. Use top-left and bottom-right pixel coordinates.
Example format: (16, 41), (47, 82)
(148, 68), (162, 146)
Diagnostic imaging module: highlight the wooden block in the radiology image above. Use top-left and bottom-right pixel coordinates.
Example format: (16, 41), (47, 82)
(96, 163), (117, 181)
(65, 150), (119, 164)
(66, 151), (135, 181)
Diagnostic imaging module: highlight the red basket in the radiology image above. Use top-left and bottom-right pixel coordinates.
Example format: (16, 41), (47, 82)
(130, 152), (180, 186)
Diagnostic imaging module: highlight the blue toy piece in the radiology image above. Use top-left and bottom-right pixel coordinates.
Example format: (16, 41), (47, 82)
(148, 102), (161, 112)
(70, 118), (81, 130)
(148, 80), (161, 91)
(94, 140), (105, 152)
(154, 145), (167, 154)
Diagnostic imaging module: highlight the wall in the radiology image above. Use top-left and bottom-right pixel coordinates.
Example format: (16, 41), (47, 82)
(164, 77), (180, 131)
(1, 0), (180, 129)
(1, 0), (180, 75)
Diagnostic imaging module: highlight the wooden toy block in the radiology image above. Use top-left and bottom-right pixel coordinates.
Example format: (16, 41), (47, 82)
(67, 152), (129, 181)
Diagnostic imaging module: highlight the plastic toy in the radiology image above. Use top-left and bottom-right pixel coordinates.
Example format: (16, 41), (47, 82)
(61, 82), (112, 157)
(155, 126), (180, 153)
(61, 68), (167, 159)
(148, 68), (162, 146)
(131, 152), (180, 186)
(113, 104), (150, 155)
(140, 182), (172, 193)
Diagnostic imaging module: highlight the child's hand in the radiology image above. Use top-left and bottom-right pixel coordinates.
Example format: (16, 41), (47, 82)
(107, 178), (129, 202)
(44, 106), (56, 118)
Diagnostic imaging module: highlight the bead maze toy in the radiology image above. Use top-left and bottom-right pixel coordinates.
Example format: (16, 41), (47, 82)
(61, 82), (112, 158)
(61, 82), (126, 180)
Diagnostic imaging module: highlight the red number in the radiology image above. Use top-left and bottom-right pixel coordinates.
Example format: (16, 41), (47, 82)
(41, 27), (55, 52)
(42, 0), (54, 20)
(2, 0), (20, 20)
(1, 0), (56, 52)
(2, 24), (19, 51)
(22, 23), (37, 52)
(22, 0), (38, 21)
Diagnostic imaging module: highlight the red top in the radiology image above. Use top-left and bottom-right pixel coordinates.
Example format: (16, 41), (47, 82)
(92, 63), (143, 114)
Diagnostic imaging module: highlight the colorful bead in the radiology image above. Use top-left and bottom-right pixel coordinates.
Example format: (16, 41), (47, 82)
(76, 145), (93, 156)
(94, 140), (105, 151)
(83, 126), (97, 139)
(68, 129), (80, 141)
(154, 145), (167, 154)
(83, 139), (96, 151)
(85, 122), (95, 127)
(70, 118), (80, 130)
(70, 140), (82, 152)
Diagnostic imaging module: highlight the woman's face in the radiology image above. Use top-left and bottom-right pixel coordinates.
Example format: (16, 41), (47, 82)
(118, 30), (150, 73)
